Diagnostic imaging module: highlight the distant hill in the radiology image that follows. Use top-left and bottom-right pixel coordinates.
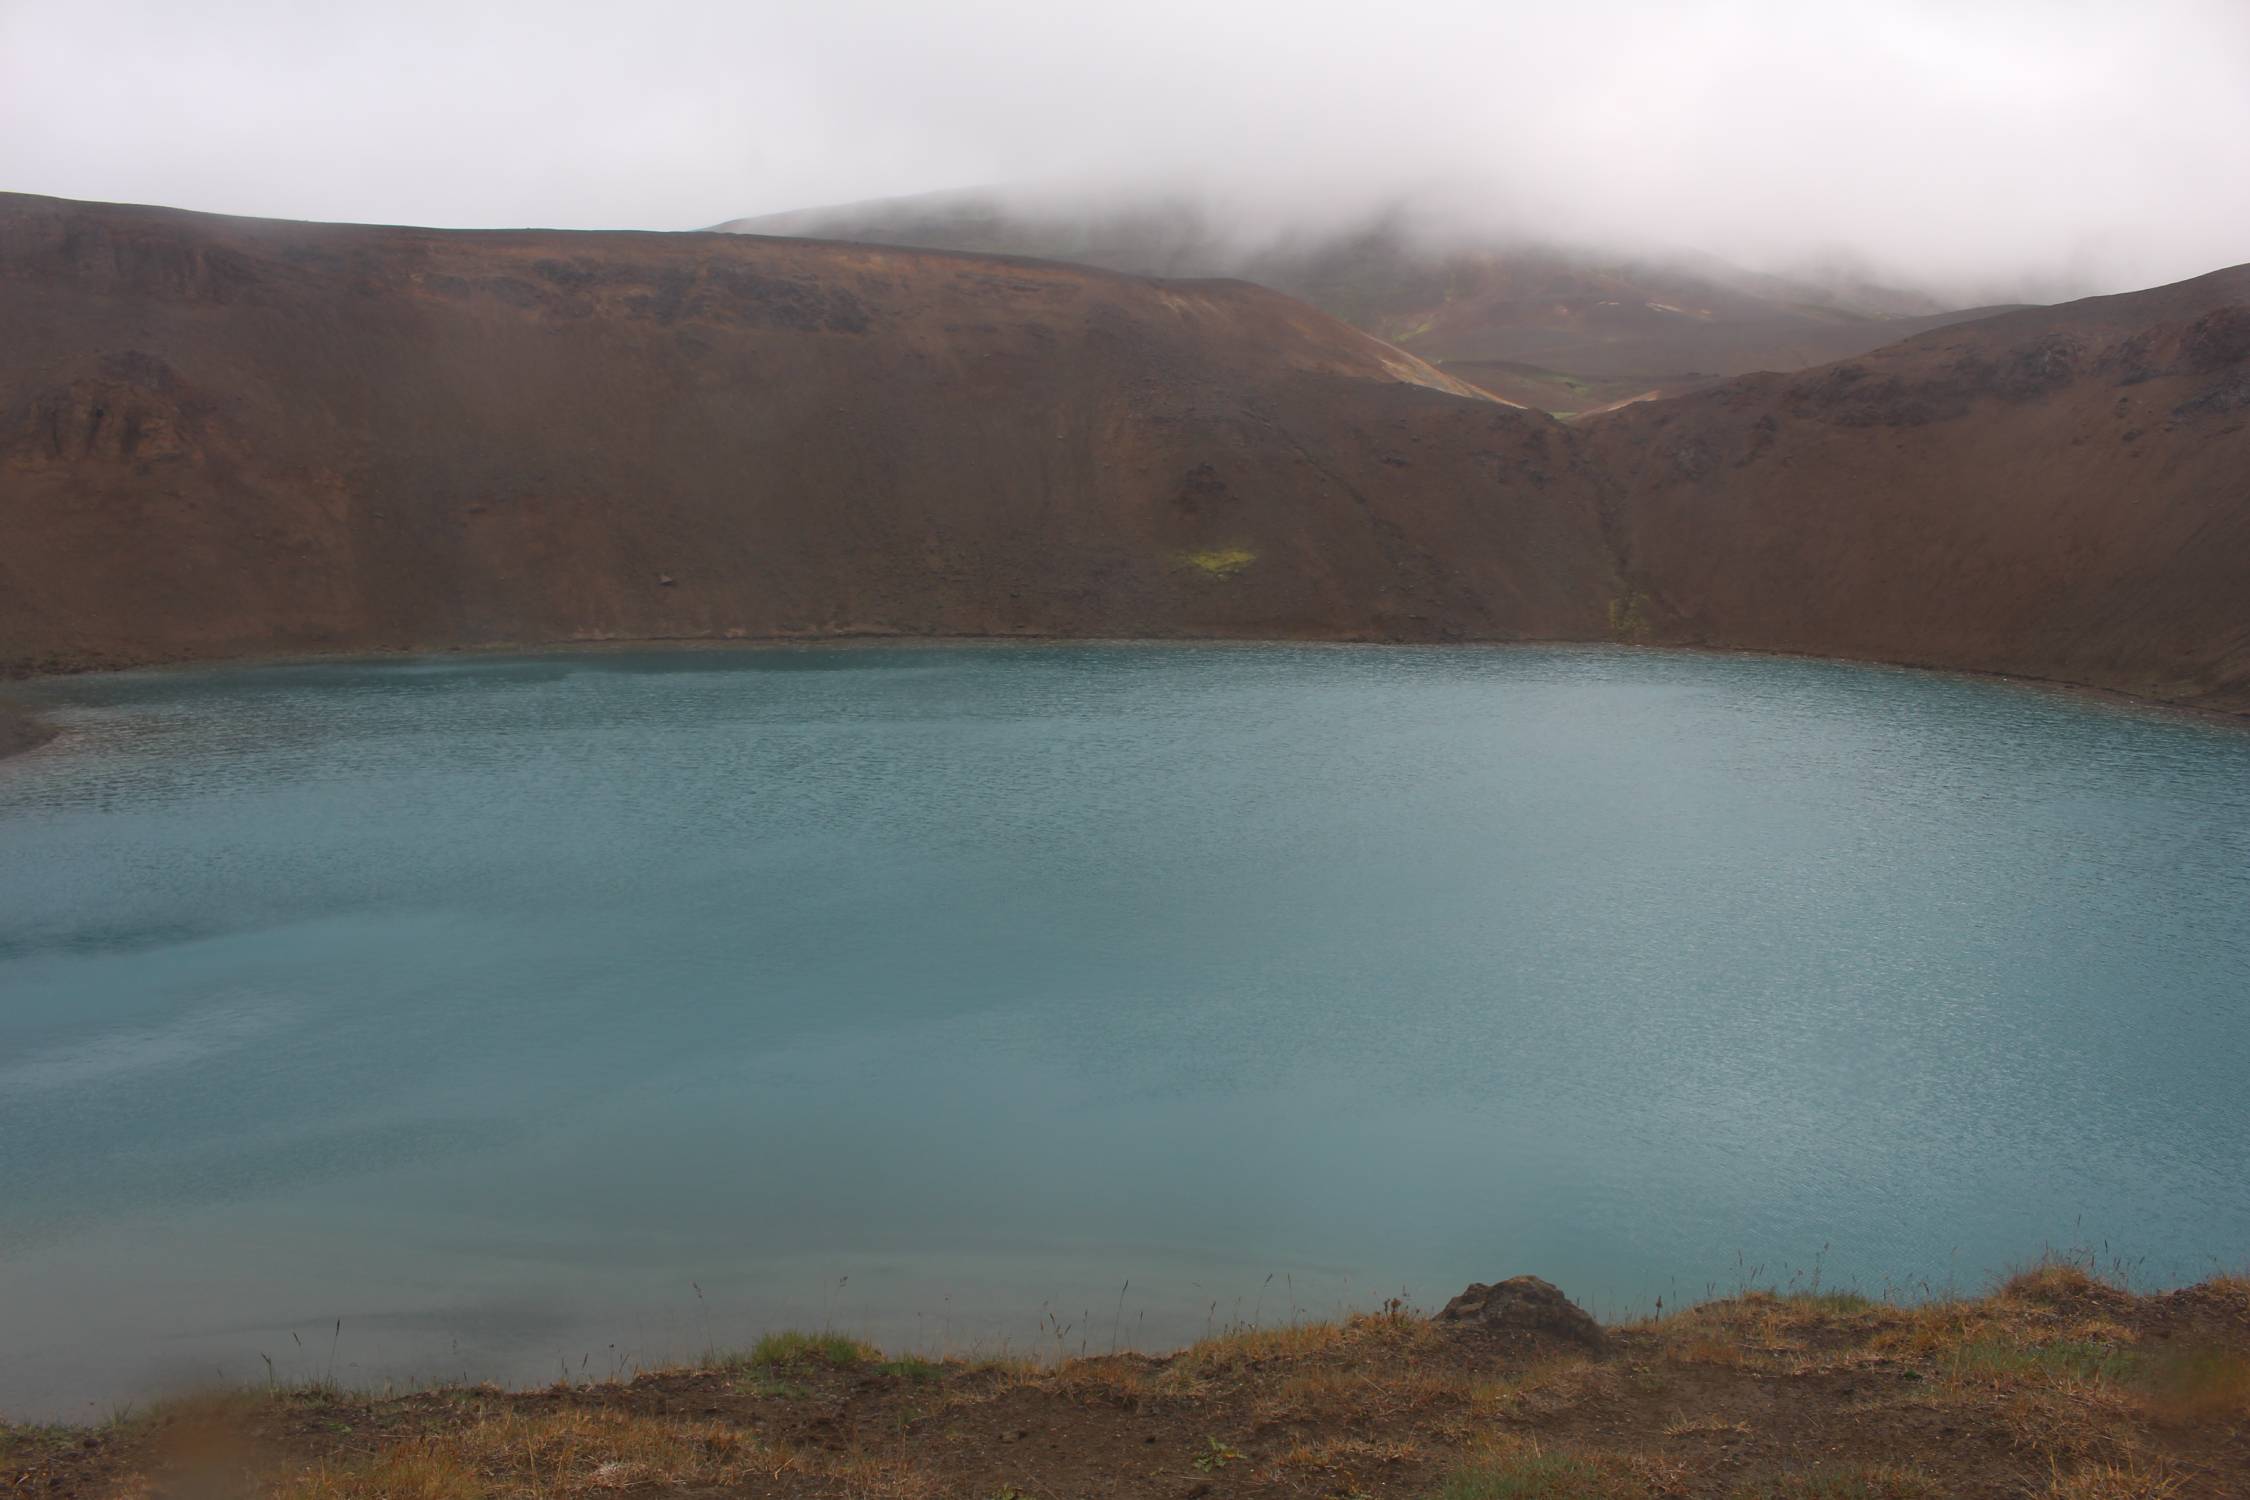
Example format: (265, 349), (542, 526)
(5, 191), (2245, 715)
(0, 191), (1618, 676)
(715, 189), (2014, 404)
(1583, 263), (2250, 711)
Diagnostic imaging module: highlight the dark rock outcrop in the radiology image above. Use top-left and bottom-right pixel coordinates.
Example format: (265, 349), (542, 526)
(1435, 1276), (1607, 1351)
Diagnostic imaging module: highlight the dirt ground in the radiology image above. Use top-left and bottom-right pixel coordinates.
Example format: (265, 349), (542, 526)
(8, 1267), (2247, 1499)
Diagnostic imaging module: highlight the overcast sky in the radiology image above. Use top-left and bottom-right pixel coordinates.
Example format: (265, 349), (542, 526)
(3, 0), (2246, 295)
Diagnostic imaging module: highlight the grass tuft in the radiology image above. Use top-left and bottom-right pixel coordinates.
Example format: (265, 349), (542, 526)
(1782, 1291), (1880, 1315)
(2001, 1260), (2126, 1308)
(744, 1330), (880, 1368)
(270, 1408), (759, 1499)
(876, 1357), (945, 1383)
(2035, 1457), (2189, 1499)
(1948, 1339), (2138, 1389)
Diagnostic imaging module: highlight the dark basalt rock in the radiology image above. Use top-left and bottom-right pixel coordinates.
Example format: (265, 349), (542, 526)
(1435, 1275), (1606, 1351)
(2185, 305), (2250, 371)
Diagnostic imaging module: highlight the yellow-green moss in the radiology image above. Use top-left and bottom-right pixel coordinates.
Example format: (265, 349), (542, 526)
(1182, 547), (1257, 578)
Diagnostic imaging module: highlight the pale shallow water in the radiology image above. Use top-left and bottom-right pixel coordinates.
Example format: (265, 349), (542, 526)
(3, 644), (2247, 1419)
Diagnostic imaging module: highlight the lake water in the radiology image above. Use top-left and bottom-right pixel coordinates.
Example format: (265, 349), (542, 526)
(3, 644), (2247, 1419)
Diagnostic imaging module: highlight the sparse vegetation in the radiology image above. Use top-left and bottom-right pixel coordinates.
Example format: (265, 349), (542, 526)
(876, 1356), (944, 1382)
(1737, 1466), (1941, 1499)
(1947, 1338), (2139, 1388)
(12, 1274), (2250, 1499)
(742, 1329), (880, 1368)
(1181, 545), (1257, 578)
(1434, 1449), (1643, 1500)
(1608, 588), (1651, 641)
(1192, 1434), (1246, 1471)
(270, 1408), (760, 1499)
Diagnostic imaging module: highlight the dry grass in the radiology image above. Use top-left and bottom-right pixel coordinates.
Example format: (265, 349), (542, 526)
(23, 1274), (2250, 1500)
(269, 1407), (764, 1498)
(270, 1405), (952, 1500)
(1647, 1291), (1895, 1364)
(1179, 1319), (1355, 1367)
(1258, 1366), (1363, 1419)
(1667, 1335), (1750, 1369)
(1731, 1465), (1941, 1498)
(2034, 1455), (2191, 1499)
(1270, 1432), (1424, 1477)
(1044, 1354), (1157, 1407)
(1493, 1355), (1624, 1421)
(1432, 1441), (1662, 1499)
(1165, 1312), (1442, 1391)
(1995, 1386), (2145, 1464)
(2196, 1274), (2250, 1313)
(2001, 1261), (2135, 1310)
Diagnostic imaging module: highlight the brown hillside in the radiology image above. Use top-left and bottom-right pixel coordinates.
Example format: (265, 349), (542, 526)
(715, 190), (2011, 390)
(3, 193), (2247, 719)
(0, 192), (1619, 676)
(1586, 267), (2250, 714)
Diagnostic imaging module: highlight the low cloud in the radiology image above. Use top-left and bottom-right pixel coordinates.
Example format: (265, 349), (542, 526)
(3, 0), (2244, 297)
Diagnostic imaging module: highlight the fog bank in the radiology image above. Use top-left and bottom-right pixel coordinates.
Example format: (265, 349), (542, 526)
(3, 0), (2246, 296)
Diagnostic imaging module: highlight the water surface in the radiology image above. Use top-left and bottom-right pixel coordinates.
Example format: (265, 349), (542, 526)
(4, 645), (2247, 1418)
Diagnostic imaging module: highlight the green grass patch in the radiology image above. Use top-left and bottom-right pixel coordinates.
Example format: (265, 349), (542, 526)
(1181, 547), (1256, 579)
(743, 1375), (811, 1399)
(876, 1357), (944, 1383)
(1192, 1436), (1245, 1473)
(0, 1424), (73, 1462)
(1607, 589), (1650, 642)
(1949, 1339), (2137, 1386)
(743, 1330), (879, 1368)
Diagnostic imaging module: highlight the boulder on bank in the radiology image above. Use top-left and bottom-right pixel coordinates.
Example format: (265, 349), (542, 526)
(1435, 1276), (1606, 1352)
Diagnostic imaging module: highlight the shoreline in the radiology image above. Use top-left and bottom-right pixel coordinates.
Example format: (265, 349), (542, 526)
(11, 1265), (2248, 1497)
(4, 632), (2245, 750)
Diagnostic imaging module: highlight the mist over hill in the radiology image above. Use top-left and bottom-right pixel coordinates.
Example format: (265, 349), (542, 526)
(716, 187), (2019, 410)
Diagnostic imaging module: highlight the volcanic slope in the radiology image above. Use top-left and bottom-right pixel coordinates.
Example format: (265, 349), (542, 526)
(716, 188), (2009, 394)
(0, 192), (1622, 676)
(1589, 265), (2250, 714)
(5, 193), (2247, 718)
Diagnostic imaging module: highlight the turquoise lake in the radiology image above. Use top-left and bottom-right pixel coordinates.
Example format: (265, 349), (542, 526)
(3, 644), (2247, 1419)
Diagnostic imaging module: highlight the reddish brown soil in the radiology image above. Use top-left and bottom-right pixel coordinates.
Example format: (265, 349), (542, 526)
(1438, 361), (1721, 417)
(1586, 272), (2250, 715)
(714, 191), (2006, 379)
(0, 192), (1616, 678)
(3, 192), (2247, 717)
